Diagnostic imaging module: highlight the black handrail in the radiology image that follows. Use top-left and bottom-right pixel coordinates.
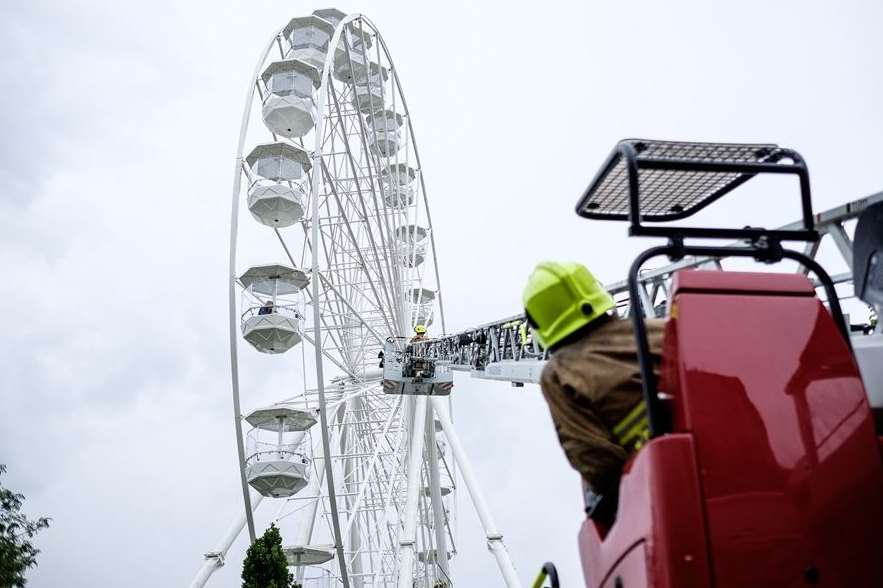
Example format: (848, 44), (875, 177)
(622, 146), (813, 228)
(530, 562), (560, 588)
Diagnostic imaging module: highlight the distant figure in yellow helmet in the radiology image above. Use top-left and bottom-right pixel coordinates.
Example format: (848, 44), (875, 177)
(410, 324), (428, 343)
(523, 261), (663, 521)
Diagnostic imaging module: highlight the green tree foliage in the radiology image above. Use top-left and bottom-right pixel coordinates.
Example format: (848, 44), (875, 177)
(0, 465), (50, 588)
(241, 524), (293, 588)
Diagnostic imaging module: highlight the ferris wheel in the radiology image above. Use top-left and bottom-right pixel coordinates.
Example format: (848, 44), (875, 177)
(191, 9), (521, 588)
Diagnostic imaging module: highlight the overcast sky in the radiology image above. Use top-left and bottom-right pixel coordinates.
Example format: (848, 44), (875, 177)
(3, 1), (882, 586)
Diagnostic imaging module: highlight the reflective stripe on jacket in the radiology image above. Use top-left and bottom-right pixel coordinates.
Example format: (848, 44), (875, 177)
(612, 400), (650, 452)
(539, 317), (664, 495)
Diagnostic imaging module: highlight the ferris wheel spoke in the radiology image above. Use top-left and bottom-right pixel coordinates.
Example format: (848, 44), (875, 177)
(300, 331), (357, 379)
(326, 83), (404, 330)
(316, 272), (385, 344)
(341, 393), (401, 539)
(330, 82), (403, 282)
(315, 235), (359, 353)
(318, 160), (398, 333)
(273, 228), (355, 370)
(300, 220), (372, 368)
(314, 190), (395, 342)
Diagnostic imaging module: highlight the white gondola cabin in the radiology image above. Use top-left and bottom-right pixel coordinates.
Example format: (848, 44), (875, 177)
(352, 63), (388, 114)
(311, 8), (346, 27)
(283, 544), (335, 567)
(239, 264), (310, 353)
(245, 142), (311, 227)
(409, 288), (436, 306)
(312, 9), (374, 83)
(381, 337), (453, 396)
(365, 109), (402, 156)
(244, 403), (316, 498)
(422, 486), (452, 497)
(283, 16), (335, 70)
(417, 550), (453, 564)
(261, 59), (321, 139)
(382, 164), (416, 208)
(409, 287), (435, 327)
(413, 306), (434, 327)
(394, 225), (428, 267)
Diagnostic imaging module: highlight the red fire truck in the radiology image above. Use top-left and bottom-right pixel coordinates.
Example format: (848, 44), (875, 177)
(538, 139), (883, 588)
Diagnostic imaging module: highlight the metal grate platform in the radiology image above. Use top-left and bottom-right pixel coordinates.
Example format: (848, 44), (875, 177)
(576, 139), (784, 222)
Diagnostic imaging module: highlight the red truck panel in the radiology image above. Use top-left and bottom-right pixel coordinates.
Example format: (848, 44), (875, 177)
(579, 270), (883, 587)
(600, 542), (649, 588)
(578, 435), (711, 588)
(669, 271), (883, 587)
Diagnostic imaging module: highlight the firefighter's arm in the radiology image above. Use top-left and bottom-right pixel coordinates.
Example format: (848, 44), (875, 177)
(540, 364), (629, 495)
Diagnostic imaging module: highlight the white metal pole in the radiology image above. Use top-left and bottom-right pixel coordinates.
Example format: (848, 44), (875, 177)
(293, 432), (328, 586)
(431, 397), (522, 588)
(398, 395), (428, 588)
(317, 271), (386, 345)
(295, 434), (326, 544)
(188, 493), (265, 588)
(342, 394), (364, 588)
(425, 407), (450, 581)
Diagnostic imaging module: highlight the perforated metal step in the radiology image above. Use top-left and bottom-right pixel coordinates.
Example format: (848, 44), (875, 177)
(576, 139), (786, 222)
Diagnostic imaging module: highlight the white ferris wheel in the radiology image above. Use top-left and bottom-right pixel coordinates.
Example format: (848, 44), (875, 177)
(191, 9), (521, 588)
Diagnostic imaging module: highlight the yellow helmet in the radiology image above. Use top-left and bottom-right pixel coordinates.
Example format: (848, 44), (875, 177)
(522, 261), (614, 349)
(414, 324), (427, 335)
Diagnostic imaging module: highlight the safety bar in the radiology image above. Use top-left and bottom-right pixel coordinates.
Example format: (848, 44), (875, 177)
(240, 304), (303, 321)
(530, 562), (560, 588)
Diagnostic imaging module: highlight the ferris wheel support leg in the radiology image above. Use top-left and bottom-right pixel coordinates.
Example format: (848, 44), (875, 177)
(431, 397), (523, 588)
(189, 493), (265, 588)
(296, 431), (329, 546)
(398, 395), (429, 588)
(342, 395), (365, 588)
(426, 406), (451, 582)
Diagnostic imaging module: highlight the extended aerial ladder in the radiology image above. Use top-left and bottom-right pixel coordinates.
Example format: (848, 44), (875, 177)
(409, 190), (882, 389)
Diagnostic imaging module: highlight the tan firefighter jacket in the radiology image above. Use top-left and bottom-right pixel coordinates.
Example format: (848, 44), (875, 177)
(539, 316), (664, 495)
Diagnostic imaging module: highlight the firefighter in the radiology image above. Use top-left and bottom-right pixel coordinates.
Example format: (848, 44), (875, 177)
(523, 261), (663, 522)
(410, 324), (428, 343)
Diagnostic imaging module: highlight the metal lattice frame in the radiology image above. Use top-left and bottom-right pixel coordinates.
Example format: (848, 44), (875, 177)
(193, 12), (521, 588)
